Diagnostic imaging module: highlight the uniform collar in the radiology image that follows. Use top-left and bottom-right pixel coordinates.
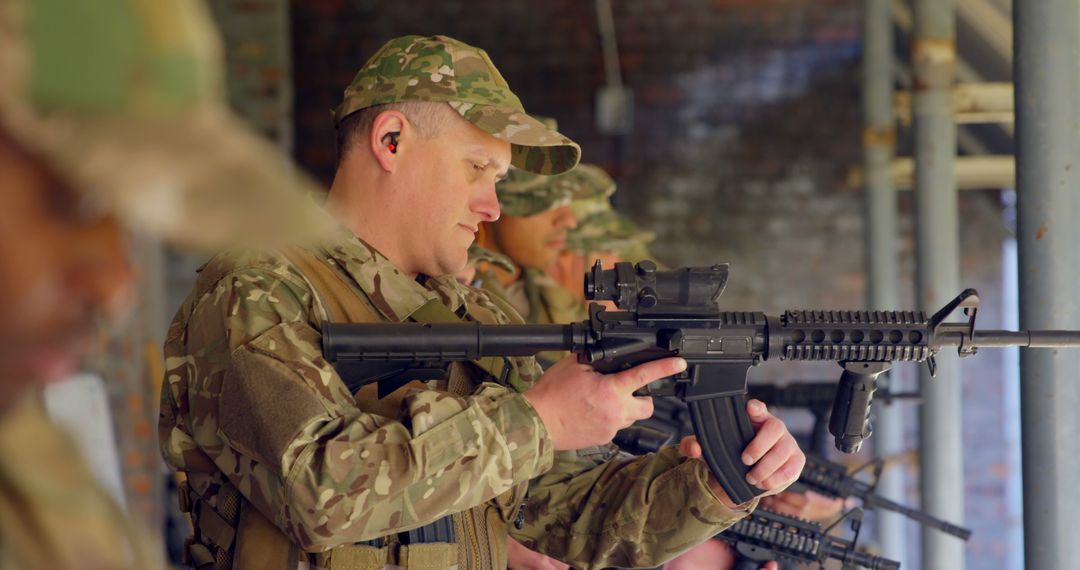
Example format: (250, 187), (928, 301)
(317, 228), (467, 320)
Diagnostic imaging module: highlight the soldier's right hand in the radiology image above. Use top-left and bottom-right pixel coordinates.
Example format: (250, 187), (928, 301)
(523, 355), (687, 451)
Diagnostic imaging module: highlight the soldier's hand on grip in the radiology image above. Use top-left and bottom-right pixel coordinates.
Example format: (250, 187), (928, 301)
(679, 399), (804, 508)
(524, 355), (687, 451)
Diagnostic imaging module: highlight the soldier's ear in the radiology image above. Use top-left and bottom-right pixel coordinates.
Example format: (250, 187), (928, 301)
(370, 110), (407, 172)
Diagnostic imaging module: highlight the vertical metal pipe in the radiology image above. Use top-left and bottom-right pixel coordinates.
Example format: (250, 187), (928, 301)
(862, 0), (906, 563)
(912, 0), (964, 568)
(1014, 1), (1080, 567)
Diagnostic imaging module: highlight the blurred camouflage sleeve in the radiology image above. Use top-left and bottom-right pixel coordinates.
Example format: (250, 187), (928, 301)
(162, 263), (553, 550)
(510, 444), (755, 569)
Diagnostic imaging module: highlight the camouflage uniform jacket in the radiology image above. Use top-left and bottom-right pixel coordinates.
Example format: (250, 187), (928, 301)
(159, 229), (751, 569)
(0, 397), (162, 569)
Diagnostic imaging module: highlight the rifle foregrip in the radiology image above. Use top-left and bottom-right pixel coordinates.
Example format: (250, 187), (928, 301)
(687, 394), (763, 505)
(829, 362), (890, 453)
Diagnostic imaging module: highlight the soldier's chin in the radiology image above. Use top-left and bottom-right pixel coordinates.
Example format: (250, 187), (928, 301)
(428, 250), (470, 279)
(449, 259), (470, 278)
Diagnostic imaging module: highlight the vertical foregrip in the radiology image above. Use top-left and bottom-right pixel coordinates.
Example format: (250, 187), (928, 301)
(687, 394), (763, 505)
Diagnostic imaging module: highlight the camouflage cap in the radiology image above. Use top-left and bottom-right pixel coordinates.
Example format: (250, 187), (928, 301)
(566, 196), (655, 256)
(497, 163), (616, 218)
(0, 0), (328, 250)
(467, 244), (515, 274)
(334, 35), (580, 175)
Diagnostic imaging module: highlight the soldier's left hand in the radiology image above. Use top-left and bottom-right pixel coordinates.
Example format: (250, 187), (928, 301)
(679, 399), (804, 507)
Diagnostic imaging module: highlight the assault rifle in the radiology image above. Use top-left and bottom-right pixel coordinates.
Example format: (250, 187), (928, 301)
(792, 454), (971, 540)
(720, 507), (899, 569)
(321, 260), (1080, 505)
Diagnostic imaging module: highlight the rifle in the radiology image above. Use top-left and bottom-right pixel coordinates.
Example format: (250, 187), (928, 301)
(791, 454), (971, 540)
(720, 507), (899, 569)
(321, 260), (1080, 505)
(748, 381), (920, 453)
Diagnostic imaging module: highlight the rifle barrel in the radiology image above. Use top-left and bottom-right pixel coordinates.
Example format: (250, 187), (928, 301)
(860, 488), (972, 540)
(822, 539), (901, 570)
(937, 329), (1080, 348)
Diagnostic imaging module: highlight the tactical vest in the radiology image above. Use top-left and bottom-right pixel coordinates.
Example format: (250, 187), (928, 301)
(179, 247), (530, 570)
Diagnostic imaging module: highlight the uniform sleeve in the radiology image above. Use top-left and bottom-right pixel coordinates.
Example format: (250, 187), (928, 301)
(180, 268), (554, 550)
(510, 444), (756, 569)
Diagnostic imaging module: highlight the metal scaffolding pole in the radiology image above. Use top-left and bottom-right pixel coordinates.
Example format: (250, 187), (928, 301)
(912, 0), (965, 568)
(862, 0), (905, 563)
(1014, 1), (1080, 567)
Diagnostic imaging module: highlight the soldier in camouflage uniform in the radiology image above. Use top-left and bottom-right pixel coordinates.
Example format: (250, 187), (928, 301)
(160, 35), (805, 570)
(476, 162), (616, 327)
(478, 160), (612, 567)
(0, 0), (324, 568)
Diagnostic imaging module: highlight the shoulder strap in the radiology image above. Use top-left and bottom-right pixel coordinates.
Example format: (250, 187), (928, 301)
(281, 246), (377, 324)
(282, 247), (425, 414)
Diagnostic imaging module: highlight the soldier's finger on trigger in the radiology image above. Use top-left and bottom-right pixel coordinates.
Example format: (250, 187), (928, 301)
(741, 416), (786, 465)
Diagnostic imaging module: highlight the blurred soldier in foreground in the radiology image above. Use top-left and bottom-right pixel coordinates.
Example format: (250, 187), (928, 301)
(160, 34), (803, 569)
(476, 162), (616, 326)
(0, 0), (323, 567)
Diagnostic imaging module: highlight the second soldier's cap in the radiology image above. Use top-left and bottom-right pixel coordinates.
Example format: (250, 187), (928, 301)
(567, 195), (655, 256)
(497, 163), (616, 218)
(0, 0), (328, 250)
(334, 35), (581, 175)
